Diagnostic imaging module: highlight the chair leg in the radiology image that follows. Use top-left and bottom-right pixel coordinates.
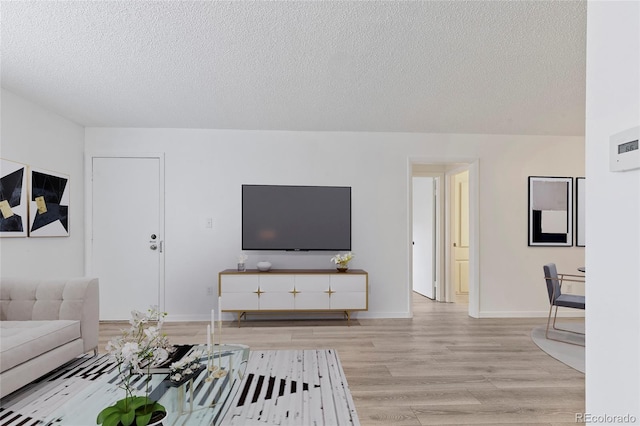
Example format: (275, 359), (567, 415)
(545, 304), (555, 339)
(545, 305), (585, 347)
(552, 307), (585, 335)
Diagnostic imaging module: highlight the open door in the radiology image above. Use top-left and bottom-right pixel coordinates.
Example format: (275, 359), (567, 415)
(412, 176), (436, 299)
(452, 170), (469, 303)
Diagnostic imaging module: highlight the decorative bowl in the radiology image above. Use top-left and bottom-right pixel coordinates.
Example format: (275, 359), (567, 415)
(257, 261), (272, 272)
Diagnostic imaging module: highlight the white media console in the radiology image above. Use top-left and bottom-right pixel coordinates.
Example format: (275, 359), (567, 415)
(218, 269), (368, 325)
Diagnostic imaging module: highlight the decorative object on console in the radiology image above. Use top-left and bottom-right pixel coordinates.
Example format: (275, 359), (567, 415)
(256, 261), (272, 271)
(237, 253), (248, 272)
(528, 176), (573, 247)
(0, 159), (28, 237)
(97, 306), (172, 426)
(331, 251), (354, 272)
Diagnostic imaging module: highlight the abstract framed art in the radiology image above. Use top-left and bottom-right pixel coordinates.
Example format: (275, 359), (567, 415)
(0, 159), (28, 237)
(576, 177), (585, 247)
(528, 176), (573, 247)
(29, 167), (70, 237)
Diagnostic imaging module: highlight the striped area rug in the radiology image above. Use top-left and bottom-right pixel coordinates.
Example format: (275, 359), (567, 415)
(225, 349), (359, 425)
(0, 349), (359, 426)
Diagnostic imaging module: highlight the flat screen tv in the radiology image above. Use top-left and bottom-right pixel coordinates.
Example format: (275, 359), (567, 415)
(242, 184), (351, 251)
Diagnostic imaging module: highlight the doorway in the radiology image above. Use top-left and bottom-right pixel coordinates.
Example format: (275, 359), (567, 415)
(85, 154), (165, 320)
(409, 160), (478, 317)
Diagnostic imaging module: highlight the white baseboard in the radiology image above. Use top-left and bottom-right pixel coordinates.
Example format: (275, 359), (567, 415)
(352, 311), (412, 319)
(166, 311), (413, 322)
(478, 309), (585, 318)
(168, 310), (582, 322)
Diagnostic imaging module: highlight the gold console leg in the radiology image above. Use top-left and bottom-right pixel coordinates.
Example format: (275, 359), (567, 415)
(237, 312), (247, 327)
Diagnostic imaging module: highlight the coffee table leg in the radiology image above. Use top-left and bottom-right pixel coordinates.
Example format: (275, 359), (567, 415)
(178, 383), (185, 414)
(177, 378), (195, 414)
(189, 378), (194, 412)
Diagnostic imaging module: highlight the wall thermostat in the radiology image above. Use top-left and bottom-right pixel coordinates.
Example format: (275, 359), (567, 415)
(610, 126), (640, 172)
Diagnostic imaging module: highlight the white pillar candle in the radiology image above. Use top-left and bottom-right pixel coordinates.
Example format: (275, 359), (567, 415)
(218, 296), (223, 346)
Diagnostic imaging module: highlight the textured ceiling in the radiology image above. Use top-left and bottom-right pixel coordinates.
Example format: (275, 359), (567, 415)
(1, 1), (587, 135)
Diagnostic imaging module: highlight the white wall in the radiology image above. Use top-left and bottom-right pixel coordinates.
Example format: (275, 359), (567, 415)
(0, 89), (86, 277)
(585, 1), (640, 421)
(85, 128), (585, 320)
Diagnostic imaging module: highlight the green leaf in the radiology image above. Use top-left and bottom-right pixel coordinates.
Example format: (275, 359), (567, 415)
(129, 396), (151, 410)
(102, 412), (123, 426)
(96, 406), (120, 424)
(136, 401), (165, 416)
(135, 411), (152, 426)
(151, 402), (166, 413)
(121, 407), (136, 426)
(115, 398), (130, 410)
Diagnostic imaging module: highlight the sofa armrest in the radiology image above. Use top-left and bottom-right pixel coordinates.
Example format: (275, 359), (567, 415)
(0, 277), (100, 353)
(81, 279), (99, 353)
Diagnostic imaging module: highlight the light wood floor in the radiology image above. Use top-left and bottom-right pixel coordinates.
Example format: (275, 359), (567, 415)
(99, 293), (585, 425)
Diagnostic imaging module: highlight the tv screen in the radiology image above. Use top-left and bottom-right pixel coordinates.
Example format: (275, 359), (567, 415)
(242, 185), (351, 251)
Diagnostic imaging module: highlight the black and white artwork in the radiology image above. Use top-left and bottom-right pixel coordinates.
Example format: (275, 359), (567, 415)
(29, 167), (70, 237)
(576, 177), (585, 247)
(528, 176), (573, 246)
(0, 159), (28, 237)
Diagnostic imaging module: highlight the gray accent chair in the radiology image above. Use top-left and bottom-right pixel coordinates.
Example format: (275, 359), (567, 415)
(543, 263), (585, 346)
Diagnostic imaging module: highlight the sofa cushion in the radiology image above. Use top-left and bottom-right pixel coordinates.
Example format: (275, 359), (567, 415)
(0, 320), (81, 373)
(1, 279), (93, 321)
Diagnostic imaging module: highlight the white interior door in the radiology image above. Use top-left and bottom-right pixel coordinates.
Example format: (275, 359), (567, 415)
(90, 156), (164, 320)
(453, 170), (469, 296)
(412, 176), (435, 299)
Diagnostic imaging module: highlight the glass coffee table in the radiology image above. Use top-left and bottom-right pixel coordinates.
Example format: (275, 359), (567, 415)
(16, 344), (249, 426)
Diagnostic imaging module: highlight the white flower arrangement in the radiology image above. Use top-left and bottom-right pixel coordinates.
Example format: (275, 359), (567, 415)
(98, 306), (172, 426)
(169, 350), (205, 382)
(330, 252), (354, 267)
(105, 306), (172, 376)
(238, 253), (248, 263)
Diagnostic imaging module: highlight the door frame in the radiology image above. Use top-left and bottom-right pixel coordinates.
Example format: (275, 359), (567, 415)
(408, 159), (480, 318)
(84, 152), (166, 312)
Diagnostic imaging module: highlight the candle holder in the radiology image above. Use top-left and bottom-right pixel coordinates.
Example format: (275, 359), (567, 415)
(207, 347), (219, 371)
(215, 314), (228, 378)
(205, 326), (219, 382)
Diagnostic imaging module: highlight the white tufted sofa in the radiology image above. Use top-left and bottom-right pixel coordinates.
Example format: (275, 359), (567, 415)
(0, 277), (99, 398)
